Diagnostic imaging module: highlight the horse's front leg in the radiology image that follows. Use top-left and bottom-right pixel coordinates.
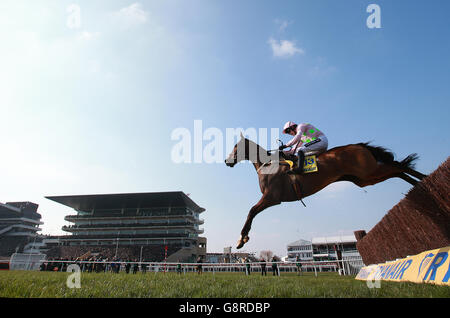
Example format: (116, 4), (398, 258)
(236, 195), (278, 249)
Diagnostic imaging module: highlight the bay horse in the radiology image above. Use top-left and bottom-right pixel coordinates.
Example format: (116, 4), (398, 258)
(225, 133), (427, 249)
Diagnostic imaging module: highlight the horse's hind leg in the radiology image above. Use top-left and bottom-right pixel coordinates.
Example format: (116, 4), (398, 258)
(236, 195), (279, 249)
(402, 167), (427, 180)
(397, 172), (419, 186)
(353, 165), (417, 187)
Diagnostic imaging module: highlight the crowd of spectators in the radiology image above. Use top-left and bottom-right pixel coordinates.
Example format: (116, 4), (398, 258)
(38, 255), (303, 276)
(45, 245), (182, 263)
(39, 256), (148, 274)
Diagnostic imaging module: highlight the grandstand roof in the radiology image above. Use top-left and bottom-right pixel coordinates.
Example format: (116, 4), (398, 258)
(0, 203), (22, 214)
(46, 192), (205, 213)
(288, 235), (358, 247)
(287, 239), (311, 247)
(0, 202), (41, 219)
(311, 235), (357, 245)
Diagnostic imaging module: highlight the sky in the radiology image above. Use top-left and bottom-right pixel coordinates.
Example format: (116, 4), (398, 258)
(1, 0), (449, 258)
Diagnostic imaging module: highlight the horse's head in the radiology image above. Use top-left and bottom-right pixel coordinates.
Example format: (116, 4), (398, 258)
(225, 132), (270, 167)
(225, 132), (250, 167)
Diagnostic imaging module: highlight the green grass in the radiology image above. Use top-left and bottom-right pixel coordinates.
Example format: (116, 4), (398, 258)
(0, 271), (448, 298)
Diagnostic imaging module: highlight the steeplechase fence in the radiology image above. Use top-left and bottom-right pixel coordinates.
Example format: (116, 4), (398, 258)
(9, 258), (364, 276)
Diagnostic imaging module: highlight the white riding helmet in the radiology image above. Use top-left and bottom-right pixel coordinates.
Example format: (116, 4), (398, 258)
(283, 121), (297, 134)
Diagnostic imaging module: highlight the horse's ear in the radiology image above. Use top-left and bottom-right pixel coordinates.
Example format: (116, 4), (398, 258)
(240, 131), (244, 139)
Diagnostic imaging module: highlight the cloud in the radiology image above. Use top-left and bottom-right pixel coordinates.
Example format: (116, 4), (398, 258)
(112, 3), (149, 28)
(309, 64), (337, 77)
(309, 57), (337, 78)
(77, 31), (101, 41)
(274, 19), (292, 32)
(268, 37), (304, 58)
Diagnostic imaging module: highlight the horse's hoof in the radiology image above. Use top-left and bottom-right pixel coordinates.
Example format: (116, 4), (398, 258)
(236, 235), (250, 249)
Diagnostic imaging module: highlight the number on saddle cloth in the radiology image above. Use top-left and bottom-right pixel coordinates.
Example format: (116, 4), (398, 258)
(303, 155), (318, 173)
(282, 155), (318, 173)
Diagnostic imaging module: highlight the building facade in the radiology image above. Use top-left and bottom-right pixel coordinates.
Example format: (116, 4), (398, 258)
(0, 202), (43, 257)
(46, 192), (206, 262)
(287, 234), (362, 262)
(286, 239), (313, 262)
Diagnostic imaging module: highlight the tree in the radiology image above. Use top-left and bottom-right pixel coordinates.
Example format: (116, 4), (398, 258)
(259, 250), (273, 262)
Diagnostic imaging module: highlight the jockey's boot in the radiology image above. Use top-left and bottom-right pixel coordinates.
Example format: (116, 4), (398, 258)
(287, 151), (305, 175)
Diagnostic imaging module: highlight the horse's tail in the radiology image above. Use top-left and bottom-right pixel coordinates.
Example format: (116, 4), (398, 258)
(398, 153), (419, 170)
(357, 142), (419, 170)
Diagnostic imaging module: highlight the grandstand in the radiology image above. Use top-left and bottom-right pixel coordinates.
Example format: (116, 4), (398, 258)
(0, 202), (43, 257)
(45, 191), (206, 262)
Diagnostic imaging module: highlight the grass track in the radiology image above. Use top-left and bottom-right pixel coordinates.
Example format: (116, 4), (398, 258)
(0, 271), (448, 298)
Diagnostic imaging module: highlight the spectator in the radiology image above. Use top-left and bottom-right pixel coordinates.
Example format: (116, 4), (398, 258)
(245, 258), (251, 276)
(271, 257), (279, 276)
(95, 258), (101, 273)
(260, 259), (267, 276)
(133, 259), (139, 274)
(296, 257), (302, 276)
(196, 256), (203, 275)
(141, 261), (147, 274)
(125, 260), (131, 274)
(115, 260), (122, 274)
(61, 259), (67, 272)
(176, 260), (182, 275)
(87, 258), (93, 273)
(104, 258), (109, 272)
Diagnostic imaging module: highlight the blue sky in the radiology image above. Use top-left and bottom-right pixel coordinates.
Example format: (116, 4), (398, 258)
(1, 0), (449, 257)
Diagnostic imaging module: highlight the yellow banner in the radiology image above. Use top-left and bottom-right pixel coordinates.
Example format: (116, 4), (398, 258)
(356, 246), (450, 286)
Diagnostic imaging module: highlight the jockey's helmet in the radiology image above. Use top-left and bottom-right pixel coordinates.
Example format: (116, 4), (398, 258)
(283, 121), (297, 134)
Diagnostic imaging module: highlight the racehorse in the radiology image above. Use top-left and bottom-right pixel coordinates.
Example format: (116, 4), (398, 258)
(225, 133), (427, 249)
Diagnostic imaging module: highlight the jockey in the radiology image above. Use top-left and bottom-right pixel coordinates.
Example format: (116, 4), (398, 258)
(279, 121), (328, 174)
